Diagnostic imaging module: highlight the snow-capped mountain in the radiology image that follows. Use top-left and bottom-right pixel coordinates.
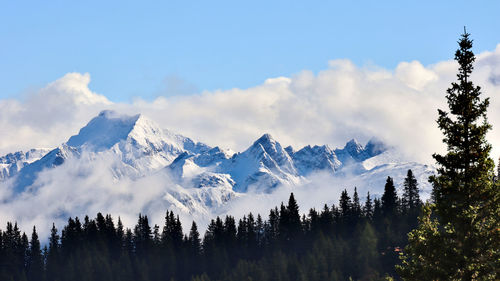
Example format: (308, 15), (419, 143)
(0, 110), (434, 221)
(8, 110), (210, 192)
(220, 134), (300, 192)
(0, 148), (51, 181)
(291, 144), (341, 176)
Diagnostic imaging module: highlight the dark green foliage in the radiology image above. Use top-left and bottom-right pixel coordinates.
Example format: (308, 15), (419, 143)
(27, 227), (43, 281)
(401, 170), (420, 213)
(400, 170), (421, 234)
(381, 176), (397, 216)
(278, 193), (302, 249)
(398, 30), (500, 280)
(45, 223), (60, 281)
(352, 187), (362, 220)
(364, 192), (373, 219)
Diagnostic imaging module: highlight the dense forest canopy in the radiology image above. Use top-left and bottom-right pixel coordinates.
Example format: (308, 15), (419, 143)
(0, 173), (420, 281)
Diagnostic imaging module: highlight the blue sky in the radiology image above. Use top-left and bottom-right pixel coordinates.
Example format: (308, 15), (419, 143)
(1, 1), (499, 102)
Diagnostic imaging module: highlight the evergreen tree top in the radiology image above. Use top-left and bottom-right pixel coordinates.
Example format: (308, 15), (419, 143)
(431, 29), (494, 222)
(399, 30), (500, 280)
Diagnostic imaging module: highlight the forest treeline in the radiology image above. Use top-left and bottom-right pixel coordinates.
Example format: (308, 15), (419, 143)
(0, 170), (421, 281)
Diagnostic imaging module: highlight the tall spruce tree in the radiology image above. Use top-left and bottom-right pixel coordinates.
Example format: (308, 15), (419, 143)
(381, 176), (398, 215)
(188, 222), (201, 254)
(398, 29), (500, 280)
(402, 169), (420, 212)
(339, 189), (352, 219)
(46, 223), (60, 281)
(352, 187), (362, 219)
(26, 227), (43, 281)
(364, 192), (374, 219)
(278, 193), (302, 245)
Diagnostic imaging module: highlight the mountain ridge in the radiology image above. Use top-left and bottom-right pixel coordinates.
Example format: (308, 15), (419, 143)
(0, 110), (434, 217)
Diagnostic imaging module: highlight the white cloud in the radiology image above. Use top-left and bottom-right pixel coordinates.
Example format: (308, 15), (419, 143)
(1, 45), (500, 236)
(395, 60), (438, 90)
(2, 47), (500, 164)
(0, 73), (111, 154)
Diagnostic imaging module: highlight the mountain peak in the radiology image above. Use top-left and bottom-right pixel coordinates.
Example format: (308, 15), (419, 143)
(344, 138), (363, 153)
(255, 133), (274, 144)
(249, 133), (279, 153)
(66, 110), (144, 150)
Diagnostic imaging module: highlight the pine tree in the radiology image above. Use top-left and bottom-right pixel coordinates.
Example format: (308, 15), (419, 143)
(255, 214), (265, 248)
(373, 198), (382, 222)
(398, 29), (500, 280)
(187, 221), (202, 277)
(245, 213), (257, 256)
(19, 232), (29, 276)
(223, 215), (237, 258)
(46, 223), (60, 281)
(363, 192), (373, 219)
(287, 193), (301, 235)
(381, 176), (398, 215)
(278, 193), (302, 246)
(188, 221), (201, 255)
(116, 217), (125, 254)
(352, 187), (362, 220)
(134, 214), (152, 258)
(26, 227), (43, 281)
(402, 170), (420, 212)
(339, 189), (352, 219)
(266, 207), (280, 244)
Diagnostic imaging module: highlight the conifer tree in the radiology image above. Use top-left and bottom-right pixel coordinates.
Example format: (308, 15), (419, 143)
(319, 204), (333, 232)
(188, 221), (202, 276)
(124, 229), (134, 256)
(134, 214), (152, 258)
(352, 187), (362, 219)
(286, 193), (301, 236)
(373, 198), (382, 221)
(224, 215), (237, 258)
(27, 227), (43, 281)
(363, 192), (373, 219)
(116, 217), (125, 250)
(398, 29), (500, 280)
(255, 214), (265, 247)
(266, 207), (280, 244)
(339, 189), (352, 219)
(19, 232), (29, 275)
(402, 170), (420, 212)
(278, 193), (302, 245)
(46, 223), (60, 281)
(381, 176), (398, 215)
(188, 222), (201, 254)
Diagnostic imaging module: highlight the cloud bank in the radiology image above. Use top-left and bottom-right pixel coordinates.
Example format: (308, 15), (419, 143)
(2, 45), (500, 165)
(1, 44), (500, 237)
